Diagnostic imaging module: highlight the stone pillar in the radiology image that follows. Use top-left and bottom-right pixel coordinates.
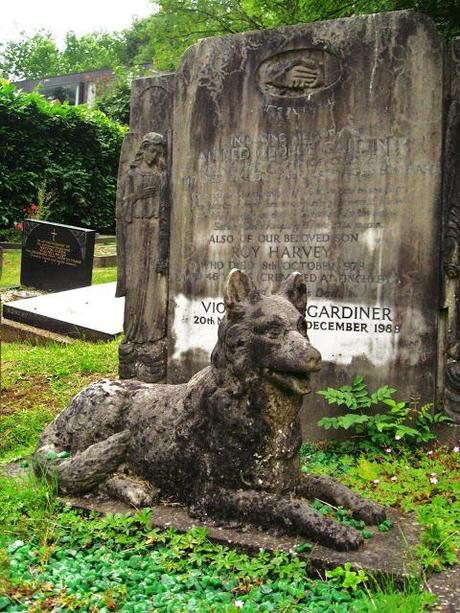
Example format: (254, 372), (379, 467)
(116, 74), (175, 382)
(443, 37), (460, 423)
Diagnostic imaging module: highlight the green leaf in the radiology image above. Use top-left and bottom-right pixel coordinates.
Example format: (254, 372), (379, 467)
(371, 385), (396, 404)
(378, 519), (393, 532)
(356, 458), (379, 481)
(395, 426), (420, 439)
(295, 542), (313, 553)
(337, 414), (370, 430)
(381, 398), (397, 407)
(317, 418), (335, 430)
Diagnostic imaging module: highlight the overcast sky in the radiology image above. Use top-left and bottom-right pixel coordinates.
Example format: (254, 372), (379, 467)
(0, 0), (155, 47)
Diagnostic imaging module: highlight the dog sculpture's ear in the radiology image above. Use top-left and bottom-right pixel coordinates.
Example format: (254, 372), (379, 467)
(224, 269), (253, 310)
(279, 272), (307, 314)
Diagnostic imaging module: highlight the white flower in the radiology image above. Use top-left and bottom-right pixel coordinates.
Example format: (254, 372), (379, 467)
(453, 446), (460, 453)
(427, 450), (434, 456)
(430, 476), (438, 484)
(390, 476), (397, 482)
(234, 600), (245, 609)
(373, 479), (380, 484)
(9, 540), (24, 552)
(385, 448), (392, 454)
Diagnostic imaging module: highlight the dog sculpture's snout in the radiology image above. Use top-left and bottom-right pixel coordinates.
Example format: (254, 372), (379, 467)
(306, 345), (322, 372)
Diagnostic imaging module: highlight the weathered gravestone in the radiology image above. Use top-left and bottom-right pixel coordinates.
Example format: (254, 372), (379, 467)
(21, 220), (95, 292)
(442, 36), (460, 423)
(117, 11), (460, 427)
(115, 76), (174, 382)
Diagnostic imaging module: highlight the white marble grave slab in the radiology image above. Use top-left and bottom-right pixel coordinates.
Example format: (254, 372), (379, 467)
(2, 282), (124, 341)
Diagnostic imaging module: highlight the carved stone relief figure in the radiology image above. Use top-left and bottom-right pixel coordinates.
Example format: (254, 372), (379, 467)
(443, 39), (460, 423)
(116, 132), (170, 382)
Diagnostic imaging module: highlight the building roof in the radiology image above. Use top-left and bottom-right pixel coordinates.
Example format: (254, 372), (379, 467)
(12, 67), (116, 92)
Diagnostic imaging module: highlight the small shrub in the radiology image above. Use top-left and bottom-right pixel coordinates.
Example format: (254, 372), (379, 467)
(317, 376), (450, 448)
(0, 227), (21, 241)
(96, 76), (131, 125)
(325, 563), (368, 591)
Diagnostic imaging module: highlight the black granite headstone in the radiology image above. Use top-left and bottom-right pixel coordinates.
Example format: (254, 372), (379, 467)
(20, 220), (95, 291)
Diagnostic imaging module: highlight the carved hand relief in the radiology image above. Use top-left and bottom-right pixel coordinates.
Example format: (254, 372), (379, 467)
(257, 48), (341, 98)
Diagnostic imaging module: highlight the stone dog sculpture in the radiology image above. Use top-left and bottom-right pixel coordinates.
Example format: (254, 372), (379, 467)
(34, 270), (385, 551)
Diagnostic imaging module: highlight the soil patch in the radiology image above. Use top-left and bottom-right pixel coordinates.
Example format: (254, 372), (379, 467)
(0, 374), (104, 415)
(1, 375), (57, 415)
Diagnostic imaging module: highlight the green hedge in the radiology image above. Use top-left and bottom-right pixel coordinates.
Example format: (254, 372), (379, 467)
(0, 81), (126, 233)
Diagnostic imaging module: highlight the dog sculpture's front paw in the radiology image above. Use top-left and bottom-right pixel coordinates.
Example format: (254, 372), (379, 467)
(102, 475), (159, 508)
(353, 500), (386, 525)
(297, 474), (386, 526)
(327, 523), (364, 551)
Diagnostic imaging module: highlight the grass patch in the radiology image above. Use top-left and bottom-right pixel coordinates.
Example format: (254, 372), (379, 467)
(2, 339), (119, 385)
(0, 473), (60, 544)
(92, 265), (117, 284)
(0, 249), (116, 288)
(1, 340), (119, 461)
(0, 251), (21, 287)
(357, 579), (436, 612)
(0, 408), (56, 462)
(301, 443), (460, 573)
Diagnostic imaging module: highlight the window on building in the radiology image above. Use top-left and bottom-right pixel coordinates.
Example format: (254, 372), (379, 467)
(41, 83), (82, 105)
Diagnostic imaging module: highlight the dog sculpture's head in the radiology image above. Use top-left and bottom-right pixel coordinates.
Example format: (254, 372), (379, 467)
(211, 270), (321, 395)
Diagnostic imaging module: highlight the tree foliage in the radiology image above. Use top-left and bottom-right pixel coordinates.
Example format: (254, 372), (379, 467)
(0, 30), (133, 81)
(147, 0), (460, 70)
(95, 77), (132, 125)
(1, 1), (458, 80)
(59, 31), (127, 75)
(0, 31), (62, 80)
(95, 66), (152, 125)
